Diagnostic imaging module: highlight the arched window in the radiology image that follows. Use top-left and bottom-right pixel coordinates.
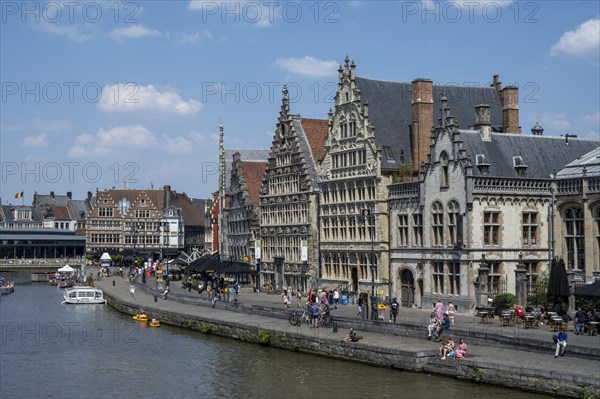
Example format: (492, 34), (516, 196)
(447, 200), (460, 247)
(439, 151), (449, 188)
(564, 207), (585, 270)
(432, 201), (444, 246)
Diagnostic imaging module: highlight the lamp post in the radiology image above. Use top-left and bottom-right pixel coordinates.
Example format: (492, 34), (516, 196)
(359, 207), (378, 321)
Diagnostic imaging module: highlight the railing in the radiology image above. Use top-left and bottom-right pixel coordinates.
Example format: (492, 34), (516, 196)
(388, 182), (420, 199)
(557, 179), (582, 195)
(587, 177), (600, 193)
(0, 258), (85, 267)
(471, 177), (551, 195)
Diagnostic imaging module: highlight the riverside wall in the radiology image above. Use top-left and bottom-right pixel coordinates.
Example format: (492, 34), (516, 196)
(104, 290), (599, 399)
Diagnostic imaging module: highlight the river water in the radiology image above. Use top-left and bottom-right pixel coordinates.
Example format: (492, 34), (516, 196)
(0, 283), (550, 399)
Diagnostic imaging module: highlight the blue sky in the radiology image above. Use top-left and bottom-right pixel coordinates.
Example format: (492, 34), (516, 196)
(1, 0), (599, 203)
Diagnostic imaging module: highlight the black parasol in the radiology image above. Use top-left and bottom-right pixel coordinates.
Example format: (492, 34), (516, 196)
(547, 257), (571, 306)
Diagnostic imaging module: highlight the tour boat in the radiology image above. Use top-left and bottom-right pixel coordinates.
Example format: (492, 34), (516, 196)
(62, 286), (105, 304)
(58, 280), (74, 289)
(0, 279), (15, 295)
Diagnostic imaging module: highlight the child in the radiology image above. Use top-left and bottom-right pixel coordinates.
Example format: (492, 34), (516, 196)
(427, 311), (438, 340)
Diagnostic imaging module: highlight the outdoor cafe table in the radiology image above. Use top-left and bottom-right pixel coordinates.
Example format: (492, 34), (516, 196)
(500, 311), (514, 326)
(523, 314), (537, 329)
(588, 321), (599, 336)
(550, 316), (564, 331)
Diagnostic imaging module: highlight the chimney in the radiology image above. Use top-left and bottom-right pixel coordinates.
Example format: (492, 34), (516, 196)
(163, 185), (171, 209)
(502, 86), (520, 133)
(50, 191), (55, 199)
(33, 192), (39, 208)
(411, 78), (433, 168)
(87, 191), (93, 202)
(475, 104), (492, 141)
(67, 192), (72, 200)
(492, 75), (502, 93)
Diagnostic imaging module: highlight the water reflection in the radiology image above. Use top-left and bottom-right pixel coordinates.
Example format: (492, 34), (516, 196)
(1, 284), (551, 399)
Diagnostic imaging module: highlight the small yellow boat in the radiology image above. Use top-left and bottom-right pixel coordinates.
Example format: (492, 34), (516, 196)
(133, 315), (148, 322)
(150, 322), (160, 328)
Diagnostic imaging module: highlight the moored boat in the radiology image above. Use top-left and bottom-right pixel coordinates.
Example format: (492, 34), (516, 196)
(62, 286), (105, 304)
(0, 279), (15, 295)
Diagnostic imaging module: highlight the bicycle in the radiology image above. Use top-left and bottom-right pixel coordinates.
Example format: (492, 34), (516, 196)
(318, 314), (333, 328)
(289, 310), (310, 326)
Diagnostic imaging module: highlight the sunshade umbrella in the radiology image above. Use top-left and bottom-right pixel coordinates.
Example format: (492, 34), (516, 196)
(547, 258), (571, 306)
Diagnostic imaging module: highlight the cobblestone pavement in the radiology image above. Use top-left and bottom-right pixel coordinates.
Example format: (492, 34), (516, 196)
(94, 274), (600, 383)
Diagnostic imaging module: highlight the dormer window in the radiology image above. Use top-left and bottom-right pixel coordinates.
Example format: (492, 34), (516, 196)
(15, 209), (32, 220)
(383, 146), (396, 163)
(476, 153), (490, 176)
(513, 156), (528, 177)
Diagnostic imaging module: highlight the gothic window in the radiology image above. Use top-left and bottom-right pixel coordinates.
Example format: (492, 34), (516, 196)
(340, 117), (347, 139)
(448, 262), (460, 296)
(398, 213), (409, 247)
(348, 217), (356, 240)
(431, 201), (444, 246)
(432, 261), (444, 294)
(412, 213), (423, 247)
(340, 217), (347, 240)
(358, 215), (366, 240)
(483, 211), (501, 245)
(99, 207), (113, 217)
(338, 183), (346, 202)
(522, 211), (538, 245)
(564, 207), (585, 270)
(357, 181), (365, 201)
(439, 151), (449, 188)
(347, 182), (356, 201)
(447, 201), (459, 247)
(349, 115), (356, 136)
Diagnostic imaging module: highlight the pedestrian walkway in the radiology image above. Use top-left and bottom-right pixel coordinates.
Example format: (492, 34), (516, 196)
(96, 274), (600, 393)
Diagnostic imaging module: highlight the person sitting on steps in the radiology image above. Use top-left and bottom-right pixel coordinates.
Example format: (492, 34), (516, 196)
(433, 313), (451, 342)
(342, 328), (363, 342)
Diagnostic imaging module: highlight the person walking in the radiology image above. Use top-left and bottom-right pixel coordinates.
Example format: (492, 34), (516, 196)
(333, 289), (340, 309)
(434, 299), (445, 323)
(296, 290), (302, 308)
(390, 297), (399, 323)
(554, 327), (568, 358)
(357, 296), (363, 318)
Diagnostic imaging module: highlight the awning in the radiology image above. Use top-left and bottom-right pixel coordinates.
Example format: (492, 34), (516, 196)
(574, 280), (600, 298)
(58, 265), (74, 273)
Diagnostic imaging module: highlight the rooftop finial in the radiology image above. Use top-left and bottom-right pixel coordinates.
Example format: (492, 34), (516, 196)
(344, 54), (350, 68)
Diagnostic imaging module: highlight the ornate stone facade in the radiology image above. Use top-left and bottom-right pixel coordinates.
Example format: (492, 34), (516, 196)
(389, 96), (599, 313)
(259, 86), (327, 292)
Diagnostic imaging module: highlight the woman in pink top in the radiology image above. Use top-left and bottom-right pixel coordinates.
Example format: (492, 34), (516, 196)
(434, 299), (445, 323)
(453, 338), (467, 360)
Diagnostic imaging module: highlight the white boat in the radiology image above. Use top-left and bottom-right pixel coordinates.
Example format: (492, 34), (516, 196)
(63, 286), (105, 304)
(0, 279), (15, 295)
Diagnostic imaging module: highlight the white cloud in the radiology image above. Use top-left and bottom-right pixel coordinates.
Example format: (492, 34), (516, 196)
(163, 135), (193, 155)
(274, 56), (338, 78)
(540, 113), (571, 131)
(68, 125), (157, 158)
(189, 130), (207, 143)
(551, 18), (600, 58)
(23, 133), (48, 147)
(98, 84), (202, 117)
(581, 111), (600, 127)
(32, 118), (71, 132)
(178, 30), (213, 44)
(109, 25), (162, 40)
(39, 21), (93, 42)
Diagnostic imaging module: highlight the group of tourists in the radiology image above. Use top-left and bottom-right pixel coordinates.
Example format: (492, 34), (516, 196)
(427, 299), (455, 341)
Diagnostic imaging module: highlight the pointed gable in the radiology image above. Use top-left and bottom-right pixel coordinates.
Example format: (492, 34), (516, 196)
(301, 118), (328, 163)
(240, 161), (268, 205)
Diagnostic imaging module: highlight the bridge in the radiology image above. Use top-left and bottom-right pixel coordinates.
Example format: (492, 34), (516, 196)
(0, 259), (86, 273)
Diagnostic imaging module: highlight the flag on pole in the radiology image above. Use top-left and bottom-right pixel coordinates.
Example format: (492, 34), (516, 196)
(15, 191), (24, 199)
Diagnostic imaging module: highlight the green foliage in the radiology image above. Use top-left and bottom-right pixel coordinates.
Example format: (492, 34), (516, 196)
(392, 164), (415, 183)
(472, 367), (483, 382)
(200, 323), (214, 334)
(579, 387), (598, 399)
(111, 255), (123, 264)
(493, 293), (515, 315)
(257, 329), (270, 346)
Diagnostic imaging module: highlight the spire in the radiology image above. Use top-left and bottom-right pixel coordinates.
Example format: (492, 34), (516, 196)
(440, 93), (448, 128)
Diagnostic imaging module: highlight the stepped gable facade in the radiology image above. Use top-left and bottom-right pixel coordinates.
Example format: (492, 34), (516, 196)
(259, 85), (327, 292)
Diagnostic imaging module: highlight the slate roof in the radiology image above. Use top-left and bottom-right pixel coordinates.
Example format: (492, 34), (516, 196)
(355, 77), (503, 170)
(240, 161), (268, 205)
(460, 131), (600, 179)
(557, 147), (600, 178)
(172, 192), (205, 227)
(300, 118), (329, 163)
(0, 205), (44, 222)
(224, 149), (270, 195)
